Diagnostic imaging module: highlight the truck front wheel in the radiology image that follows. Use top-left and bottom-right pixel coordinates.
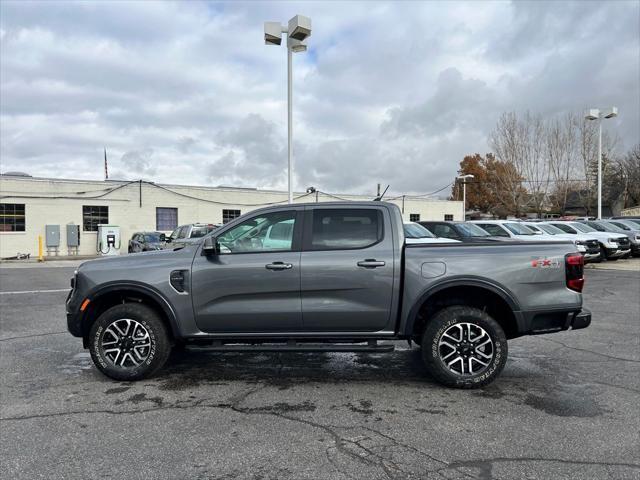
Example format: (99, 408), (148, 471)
(88, 303), (172, 381)
(421, 306), (507, 389)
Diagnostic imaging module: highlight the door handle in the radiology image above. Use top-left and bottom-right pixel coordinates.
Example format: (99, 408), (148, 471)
(357, 259), (386, 268)
(265, 262), (293, 271)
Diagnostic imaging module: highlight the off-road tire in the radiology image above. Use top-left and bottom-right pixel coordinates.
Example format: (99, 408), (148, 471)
(89, 303), (171, 381)
(421, 306), (507, 389)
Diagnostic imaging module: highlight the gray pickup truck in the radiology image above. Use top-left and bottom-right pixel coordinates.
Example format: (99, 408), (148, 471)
(66, 202), (591, 388)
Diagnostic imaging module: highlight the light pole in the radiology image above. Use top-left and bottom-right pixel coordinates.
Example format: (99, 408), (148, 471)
(585, 107), (618, 219)
(457, 174), (474, 221)
(265, 15), (312, 204)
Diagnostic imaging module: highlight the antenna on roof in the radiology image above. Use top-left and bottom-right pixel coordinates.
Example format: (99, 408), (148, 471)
(104, 147), (109, 180)
(374, 185), (389, 201)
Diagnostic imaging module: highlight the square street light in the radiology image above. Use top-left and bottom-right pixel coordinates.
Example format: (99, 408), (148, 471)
(584, 107), (618, 219)
(264, 15), (312, 204)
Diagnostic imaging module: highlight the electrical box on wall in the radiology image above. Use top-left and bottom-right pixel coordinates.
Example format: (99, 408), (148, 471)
(66, 224), (80, 247)
(45, 225), (60, 247)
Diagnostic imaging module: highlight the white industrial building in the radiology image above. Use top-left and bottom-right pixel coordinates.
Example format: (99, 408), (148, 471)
(0, 174), (462, 258)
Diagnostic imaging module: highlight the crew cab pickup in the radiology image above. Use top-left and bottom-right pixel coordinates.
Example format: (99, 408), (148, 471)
(66, 202), (591, 388)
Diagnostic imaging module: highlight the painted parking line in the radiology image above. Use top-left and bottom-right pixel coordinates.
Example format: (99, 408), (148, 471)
(0, 288), (70, 295)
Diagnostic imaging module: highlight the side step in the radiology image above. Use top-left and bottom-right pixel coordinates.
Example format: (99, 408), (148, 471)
(197, 340), (395, 353)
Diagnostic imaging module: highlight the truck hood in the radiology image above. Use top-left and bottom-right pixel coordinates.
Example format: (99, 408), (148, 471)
(79, 245), (196, 272)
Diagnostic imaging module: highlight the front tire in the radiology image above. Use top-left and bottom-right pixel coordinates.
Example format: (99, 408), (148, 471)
(421, 306), (507, 389)
(89, 303), (171, 381)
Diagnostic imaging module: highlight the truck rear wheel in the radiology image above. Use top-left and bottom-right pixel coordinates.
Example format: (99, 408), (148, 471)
(421, 306), (507, 389)
(88, 303), (171, 381)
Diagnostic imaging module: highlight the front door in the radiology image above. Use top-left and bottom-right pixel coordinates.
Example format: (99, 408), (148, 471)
(300, 206), (395, 332)
(191, 209), (303, 333)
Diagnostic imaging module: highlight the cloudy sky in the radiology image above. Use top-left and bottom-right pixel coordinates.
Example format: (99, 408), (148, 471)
(1, 1), (638, 197)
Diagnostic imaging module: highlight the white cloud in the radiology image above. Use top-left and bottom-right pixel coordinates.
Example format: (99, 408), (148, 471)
(1, 0), (638, 197)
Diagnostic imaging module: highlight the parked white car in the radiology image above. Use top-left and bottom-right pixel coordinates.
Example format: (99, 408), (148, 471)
(470, 220), (559, 242)
(547, 221), (630, 261)
(523, 222), (601, 262)
(403, 222), (460, 245)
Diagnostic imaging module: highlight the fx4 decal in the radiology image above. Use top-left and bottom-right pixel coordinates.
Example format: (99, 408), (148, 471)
(530, 257), (561, 268)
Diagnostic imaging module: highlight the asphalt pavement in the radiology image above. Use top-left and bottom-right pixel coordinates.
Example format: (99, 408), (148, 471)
(0, 262), (639, 479)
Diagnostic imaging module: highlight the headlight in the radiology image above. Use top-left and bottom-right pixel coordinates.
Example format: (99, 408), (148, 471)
(635, 235), (640, 242)
(574, 240), (584, 245)
(608, 238), (619, 244)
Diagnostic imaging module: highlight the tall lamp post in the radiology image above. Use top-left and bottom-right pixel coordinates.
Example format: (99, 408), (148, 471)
(585, 107), (618, 219)
(265, 15), (312, 204)
(457, 174), (474, 220)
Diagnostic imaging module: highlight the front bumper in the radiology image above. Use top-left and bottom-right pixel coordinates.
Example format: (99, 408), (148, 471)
(583, 252), (601, 262)
(606, 247), (628, 258)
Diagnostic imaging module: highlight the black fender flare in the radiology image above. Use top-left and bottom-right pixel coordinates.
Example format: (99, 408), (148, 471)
(403, 276), (523, 336)
(81, 281), (180, 341)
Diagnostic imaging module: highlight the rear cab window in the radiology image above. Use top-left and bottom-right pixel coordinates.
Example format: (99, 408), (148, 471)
(304, 208), (383, 250)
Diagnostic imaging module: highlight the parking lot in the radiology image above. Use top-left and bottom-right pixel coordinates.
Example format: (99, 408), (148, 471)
(1, 261), (639, 480)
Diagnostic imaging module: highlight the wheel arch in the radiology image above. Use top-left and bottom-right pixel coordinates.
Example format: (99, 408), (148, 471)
(80, 282), (180, 347)
(405, 278), (523, 340)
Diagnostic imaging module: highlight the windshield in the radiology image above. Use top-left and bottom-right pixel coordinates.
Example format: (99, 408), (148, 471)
(456, 223), (491, 237)
(523, 224), (542, 233)
(623, 219), (640, 228)
(504, 223), (535, 235)
(599, 221), (626, 233)
(572, 223), (597, 233)
(404, 223), (435, 238)
(538, 224), (566, 235)
(144, 233), (165, 243)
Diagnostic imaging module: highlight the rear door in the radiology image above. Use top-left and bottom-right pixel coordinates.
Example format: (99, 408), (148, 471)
(191, 209), (304, 333)
(300, 206), (395, 332)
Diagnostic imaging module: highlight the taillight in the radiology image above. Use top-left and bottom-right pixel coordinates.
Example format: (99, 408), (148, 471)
(565, 253), (584, 292)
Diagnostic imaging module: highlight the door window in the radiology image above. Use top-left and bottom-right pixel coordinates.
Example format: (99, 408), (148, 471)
(433, 224), (458, 239)
(217, 211), (297, 253)
(479, 224), (509, 237)
(307, 209), (382, 250)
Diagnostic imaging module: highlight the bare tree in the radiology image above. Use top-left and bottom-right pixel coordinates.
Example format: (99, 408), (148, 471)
(620, 144), (640, 207)
(489, 112), (527, 216)
(520, 112), (551, 216)
(547, 113), (578, 214)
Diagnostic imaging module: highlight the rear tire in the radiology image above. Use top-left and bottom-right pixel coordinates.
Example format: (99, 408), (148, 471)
(89, 303), (171, 381)
(421, 306), (507, 389)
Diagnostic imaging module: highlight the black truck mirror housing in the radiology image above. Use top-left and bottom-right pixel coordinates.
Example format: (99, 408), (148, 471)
(202, 236), (218, 255)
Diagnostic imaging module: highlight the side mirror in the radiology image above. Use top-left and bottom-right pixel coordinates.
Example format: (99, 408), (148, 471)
(202, 236), (218, 255)
(166, 236), (172, 243)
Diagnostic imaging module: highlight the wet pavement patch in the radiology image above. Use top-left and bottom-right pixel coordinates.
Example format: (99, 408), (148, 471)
(116, 392), (165, 407)
(104, 386), (131, 395)
(524, 387), (605, 418)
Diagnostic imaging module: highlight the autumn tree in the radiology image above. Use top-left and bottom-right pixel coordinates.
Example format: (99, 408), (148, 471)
(450, 154), (494, 213)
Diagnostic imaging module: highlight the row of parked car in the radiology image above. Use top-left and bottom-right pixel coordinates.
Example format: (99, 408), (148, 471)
(404, 217), (640, 263)
(127, 223), (219, 253)
(128, 217), (640, 264)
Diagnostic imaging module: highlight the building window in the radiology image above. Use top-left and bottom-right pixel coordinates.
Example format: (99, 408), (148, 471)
(409, 214), (420, 222)
(444, 214), (454, 221)
(156, 207), (178, 231)
(222, 209), (241, 224)
(0, 203), (25, 232)
(83, 206), (109, 231)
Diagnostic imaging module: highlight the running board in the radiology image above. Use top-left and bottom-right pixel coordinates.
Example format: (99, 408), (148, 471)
(197, 340), (395, 353)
